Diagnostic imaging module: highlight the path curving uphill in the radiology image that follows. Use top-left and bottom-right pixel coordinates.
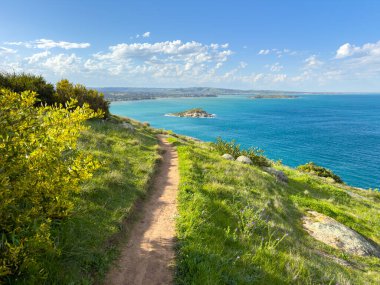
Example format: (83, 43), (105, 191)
(104, 135), (179, 285)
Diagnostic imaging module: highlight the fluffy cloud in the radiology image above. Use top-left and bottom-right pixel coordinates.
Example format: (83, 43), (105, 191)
(333, 40), (380, 79)
(5, 39), (90, 49)
(25, 51), (51, 64)
(304, 55), (323, 68)
(87, 40), (233, 80)
(42, 53), (81, 74)
(336, 41), (380, 59)
(0, 46), (16, 55)
(268, 62), (284, 72)
(237, 72), (288, 85)
(336, 43), (355, 59)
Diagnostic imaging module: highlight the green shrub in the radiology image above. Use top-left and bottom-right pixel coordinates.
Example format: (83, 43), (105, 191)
(55, 79), (110, 117)
(0, 72), (55, 105)
(297, 162), (343, 183)
(0, 89), (100, 280)
(211, 137), (241, 158)
(211, 137), (270, 167)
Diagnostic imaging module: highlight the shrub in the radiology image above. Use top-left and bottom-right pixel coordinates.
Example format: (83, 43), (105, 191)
(297, 162), (343, 183)
(0, 89), (101, 280)
(55, 79), (110, 117)
(211, 137), (270, 167)
(0, 72), (55, 105)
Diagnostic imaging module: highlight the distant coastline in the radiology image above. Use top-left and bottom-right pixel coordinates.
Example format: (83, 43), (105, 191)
(99, 87), (380, 102)
(250, 95), (300, 99)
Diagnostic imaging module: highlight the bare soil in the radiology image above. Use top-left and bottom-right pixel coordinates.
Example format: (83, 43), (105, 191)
(104, 135), (179, 285)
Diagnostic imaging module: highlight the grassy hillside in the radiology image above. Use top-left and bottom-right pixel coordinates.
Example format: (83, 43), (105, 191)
(7, 113), (379, 284)
(171, 135), (380, 285)
(11, 117), (160, 284)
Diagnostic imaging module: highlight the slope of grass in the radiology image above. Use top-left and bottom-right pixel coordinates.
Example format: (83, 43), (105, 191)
(12, 117), (160, 284)
(174, 137), (380, 285)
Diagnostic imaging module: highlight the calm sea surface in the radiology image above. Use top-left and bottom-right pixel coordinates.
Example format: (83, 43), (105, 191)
(110, 95), (380, 189)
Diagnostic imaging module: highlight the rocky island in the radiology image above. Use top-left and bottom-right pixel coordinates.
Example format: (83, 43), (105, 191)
(166, 108), (215, 118)
(250, 95), (300, 99)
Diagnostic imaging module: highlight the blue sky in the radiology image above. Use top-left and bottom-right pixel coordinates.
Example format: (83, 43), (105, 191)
(1, 0), (380, 91)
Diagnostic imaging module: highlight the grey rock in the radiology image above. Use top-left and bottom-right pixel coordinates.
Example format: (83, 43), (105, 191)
(303, 211), (380, 257)
(122, 122), (134, 131)
(263, 167), (288, 183)
(222, 154), (234, 160)
(236, 156), (252, 164)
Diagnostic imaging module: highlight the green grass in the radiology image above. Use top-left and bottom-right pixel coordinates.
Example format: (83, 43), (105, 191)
(9, 116), (380, 284)
(174, 137), (380, 285)
(12, 117), (160, 284)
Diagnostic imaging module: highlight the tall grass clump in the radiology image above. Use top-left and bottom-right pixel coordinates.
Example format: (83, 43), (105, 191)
(211, 137), (270, 166)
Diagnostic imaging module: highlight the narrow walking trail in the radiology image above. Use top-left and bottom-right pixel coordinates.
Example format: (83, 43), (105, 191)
(105, 135), (179, 285)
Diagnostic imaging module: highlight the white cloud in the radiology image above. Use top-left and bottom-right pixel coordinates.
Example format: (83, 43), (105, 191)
(268, 62), (284, 72)
(43, 53), (81, 74)
(272, 73), (287, 82)
(5, 39), (90, 50)
(35, 39), (90, 49)
(0, 46), (17, 55)
(237, 72), (288, 85)
(258, 48), (296, 57)
(239, 61), (248, 68)
(142, 32), (151, 38)
(88, 40), (233, 80)
(304, 55), (323, 68)
(336, 40), (380, 61)
(336, 43), (357, 59)
(25, 51), (50, 64)
(258, 49), (270, 55)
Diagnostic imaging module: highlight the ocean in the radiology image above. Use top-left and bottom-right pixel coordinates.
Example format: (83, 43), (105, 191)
(110, 95), (380, 189)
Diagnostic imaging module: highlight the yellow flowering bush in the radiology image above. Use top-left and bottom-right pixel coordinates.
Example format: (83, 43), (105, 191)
(0, 89), (101, 279)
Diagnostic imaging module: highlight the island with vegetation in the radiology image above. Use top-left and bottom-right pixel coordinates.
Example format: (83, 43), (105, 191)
(250, 94), (300, 99)
(165, 108), (215, 118)
(1, 73), (379, 285)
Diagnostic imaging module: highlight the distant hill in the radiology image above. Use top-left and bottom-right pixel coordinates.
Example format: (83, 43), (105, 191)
(95, 87), (308, 101)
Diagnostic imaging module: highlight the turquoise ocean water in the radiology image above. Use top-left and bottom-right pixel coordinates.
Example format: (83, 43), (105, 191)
(111, 95), (380, 189)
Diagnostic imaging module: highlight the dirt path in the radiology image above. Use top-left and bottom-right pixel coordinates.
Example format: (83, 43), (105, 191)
(104, 136), (179, 285)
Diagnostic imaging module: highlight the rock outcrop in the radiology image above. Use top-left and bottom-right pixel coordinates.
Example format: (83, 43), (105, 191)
(122, 122), (135, 132)
(263, 167), (288, 183)
(236, 156), (252, 164)
(222, 154), (234, 160)
(302, 211), (380, 257)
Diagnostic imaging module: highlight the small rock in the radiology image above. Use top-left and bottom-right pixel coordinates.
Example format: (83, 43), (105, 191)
(222, 154), (234, 160)
(263, 167), (288, 183)
(236, 156), (252, 164)
(302, 211), (380, 257)
(122, 122), (134, 131)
